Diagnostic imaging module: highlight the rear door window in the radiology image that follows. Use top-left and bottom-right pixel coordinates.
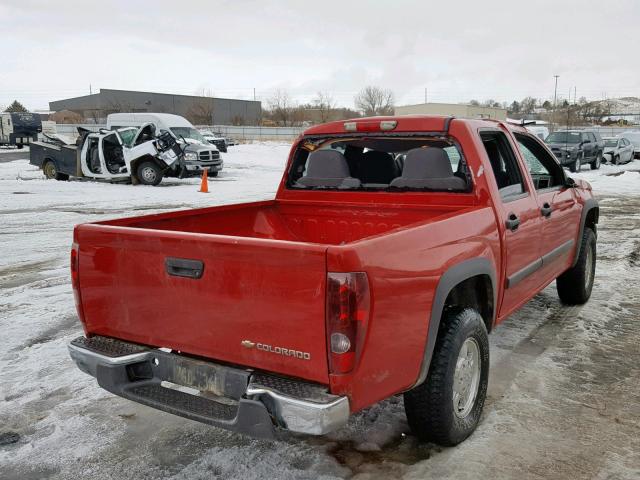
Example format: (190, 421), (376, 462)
(480, 131), (526, 200)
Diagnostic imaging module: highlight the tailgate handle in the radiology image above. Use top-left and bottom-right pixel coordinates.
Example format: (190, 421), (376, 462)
(165, 257), (204, 279)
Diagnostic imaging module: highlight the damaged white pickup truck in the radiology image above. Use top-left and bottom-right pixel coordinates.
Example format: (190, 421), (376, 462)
(30, 124), (186, 186)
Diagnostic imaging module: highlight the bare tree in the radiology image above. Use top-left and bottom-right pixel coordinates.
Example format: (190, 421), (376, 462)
(268, 89), (295, 126)
(313, 91), (336, 123)
(186, 88), (215, 125)
(520, 96), (538, 114)
(354, 86), (394, 116)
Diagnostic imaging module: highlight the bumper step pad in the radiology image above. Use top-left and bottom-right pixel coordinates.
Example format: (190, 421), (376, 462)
(70, 335), (148, 358)
(127, 383), (237, 421)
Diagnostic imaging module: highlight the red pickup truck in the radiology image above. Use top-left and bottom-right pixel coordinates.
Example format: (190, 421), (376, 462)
(68, 116), (598, 446)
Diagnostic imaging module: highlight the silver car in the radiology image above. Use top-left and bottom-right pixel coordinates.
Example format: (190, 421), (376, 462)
(603, 137), (634, 165)
(620, 131), (640, 160)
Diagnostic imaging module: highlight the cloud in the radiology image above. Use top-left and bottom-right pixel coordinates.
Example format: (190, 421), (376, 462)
(1, 0), (639, 110)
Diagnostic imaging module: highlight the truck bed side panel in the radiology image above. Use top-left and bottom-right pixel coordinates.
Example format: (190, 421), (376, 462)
(326, 206), (500, 411)
(75, 224), (330, 384)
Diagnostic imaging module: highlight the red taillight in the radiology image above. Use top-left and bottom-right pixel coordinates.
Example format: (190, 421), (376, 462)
(70, 243), (85, 323)
(326, 272), (370, 375)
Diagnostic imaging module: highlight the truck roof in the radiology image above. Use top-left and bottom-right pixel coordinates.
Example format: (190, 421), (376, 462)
(301, 115), (525, 136)
(107, 112), (193, 128)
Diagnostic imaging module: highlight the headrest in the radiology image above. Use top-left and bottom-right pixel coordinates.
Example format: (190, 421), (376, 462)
(402, 148), (454, 179)
(305, 150), (351, 178)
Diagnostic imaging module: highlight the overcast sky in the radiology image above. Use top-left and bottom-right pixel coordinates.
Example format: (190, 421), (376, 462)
(1, 0), (639, 111)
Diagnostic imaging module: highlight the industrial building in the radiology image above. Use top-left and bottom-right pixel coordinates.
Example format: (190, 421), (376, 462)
(395, 102), (507, 120)
(49, 89), (262, 126)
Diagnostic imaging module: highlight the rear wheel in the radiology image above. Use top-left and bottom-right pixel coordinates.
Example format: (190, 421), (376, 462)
(43, 160), (69, 181)
(136, 161), (162, 186)
(590, 153), (601, 170)
(556, 228), (596, 304)
(17, 144), (24, 149)
(404, 308), (489, 446)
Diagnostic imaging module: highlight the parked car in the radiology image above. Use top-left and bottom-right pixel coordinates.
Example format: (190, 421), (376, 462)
(68, 116), (598, 446)
(107, 113), (223, 177)
(620, 131), (640, 159)
(602, 137), (634, 165)
(544, 130), (604, 172)
(200, 130), (227, 152)
(30, 124), (184, 185)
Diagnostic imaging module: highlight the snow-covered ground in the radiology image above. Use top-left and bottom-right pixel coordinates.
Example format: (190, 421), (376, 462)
(1, 145), (639, 479)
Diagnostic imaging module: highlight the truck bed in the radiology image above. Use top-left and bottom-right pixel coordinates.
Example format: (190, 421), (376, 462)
(101, 200), (457, 245)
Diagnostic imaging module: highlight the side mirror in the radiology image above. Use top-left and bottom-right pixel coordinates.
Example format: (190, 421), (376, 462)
(565, 177), (577, 188)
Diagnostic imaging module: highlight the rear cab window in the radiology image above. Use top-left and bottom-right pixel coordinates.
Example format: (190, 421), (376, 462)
(286, 135), (471, 193)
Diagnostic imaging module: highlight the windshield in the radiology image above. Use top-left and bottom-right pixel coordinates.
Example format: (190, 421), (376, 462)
(170, 127), (206, 143)
(287, 136), (470, 192)
(545, 132), (581, 144)
(117, 127), (138, 147)
(604, 139), (618, 147)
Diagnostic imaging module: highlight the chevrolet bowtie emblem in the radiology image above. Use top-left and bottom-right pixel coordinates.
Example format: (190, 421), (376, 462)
(241, 340), (256, 349)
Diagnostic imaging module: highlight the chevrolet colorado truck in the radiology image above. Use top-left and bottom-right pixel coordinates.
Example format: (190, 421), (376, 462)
(68, 116), (598, 446)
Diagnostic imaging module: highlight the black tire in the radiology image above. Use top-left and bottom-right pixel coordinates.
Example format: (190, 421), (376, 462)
(43, 160), (69, 181)
(207, 171), (219, 177)
(590, 153), (601, 170)
(136, 160), (162, 186)
(404, 308), (489, 446)
(569, 156), (581, 173)
(17, 144), (24, 149)
(556, 228), (596, 305)
(613, 155), (620, 165)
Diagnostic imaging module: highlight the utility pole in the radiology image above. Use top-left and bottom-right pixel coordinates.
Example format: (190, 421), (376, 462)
(90, 84), (92, 95)
(424, 87), (428, 104)
(553, 75), (559, 130)
(253, 88), (256, 101)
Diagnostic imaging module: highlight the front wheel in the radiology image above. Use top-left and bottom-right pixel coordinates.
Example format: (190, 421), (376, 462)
(590, 153), (601, 170)
(569, 157), (581, 173)
(136, 161), (163, 186)
(613, 155), (620, 165)
(556, 228), (596, 304)
(207, 171), (219, 177)
(404, 308), (489, 446)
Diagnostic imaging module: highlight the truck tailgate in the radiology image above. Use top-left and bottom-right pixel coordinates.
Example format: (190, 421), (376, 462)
(75, 224), (329, 384)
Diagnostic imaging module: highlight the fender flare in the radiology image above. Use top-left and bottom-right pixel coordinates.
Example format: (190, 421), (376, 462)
(412, 257), (497, 388)
(572, 198), (599, 267)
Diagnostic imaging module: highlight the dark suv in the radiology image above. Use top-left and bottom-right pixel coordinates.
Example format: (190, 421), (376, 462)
(544, 130), (604, 172)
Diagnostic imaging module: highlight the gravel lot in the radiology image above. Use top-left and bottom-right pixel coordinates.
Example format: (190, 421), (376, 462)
(1, 146), (639, 479)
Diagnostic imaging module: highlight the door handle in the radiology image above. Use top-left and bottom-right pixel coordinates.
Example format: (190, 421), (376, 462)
(165, 257), (204, 279)
(541, 202), (553, 217)
(505, 213), (520, 232)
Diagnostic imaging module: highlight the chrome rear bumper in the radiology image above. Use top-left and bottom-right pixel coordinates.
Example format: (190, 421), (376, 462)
(68, 336), (349, 439)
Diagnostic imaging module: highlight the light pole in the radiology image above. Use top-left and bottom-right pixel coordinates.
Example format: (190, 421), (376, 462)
(553, 75), (559, 129)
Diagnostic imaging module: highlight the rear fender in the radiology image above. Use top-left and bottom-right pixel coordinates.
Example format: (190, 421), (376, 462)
(413, 257), (497, 387)
(572, 198), (599, 267)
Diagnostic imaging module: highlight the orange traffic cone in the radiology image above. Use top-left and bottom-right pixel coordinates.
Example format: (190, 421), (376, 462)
(199, 168), (209, 193)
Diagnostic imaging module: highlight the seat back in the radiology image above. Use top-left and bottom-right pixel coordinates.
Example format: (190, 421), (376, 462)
(390, 147), (467, 190)
(296, 150), (361, 188)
